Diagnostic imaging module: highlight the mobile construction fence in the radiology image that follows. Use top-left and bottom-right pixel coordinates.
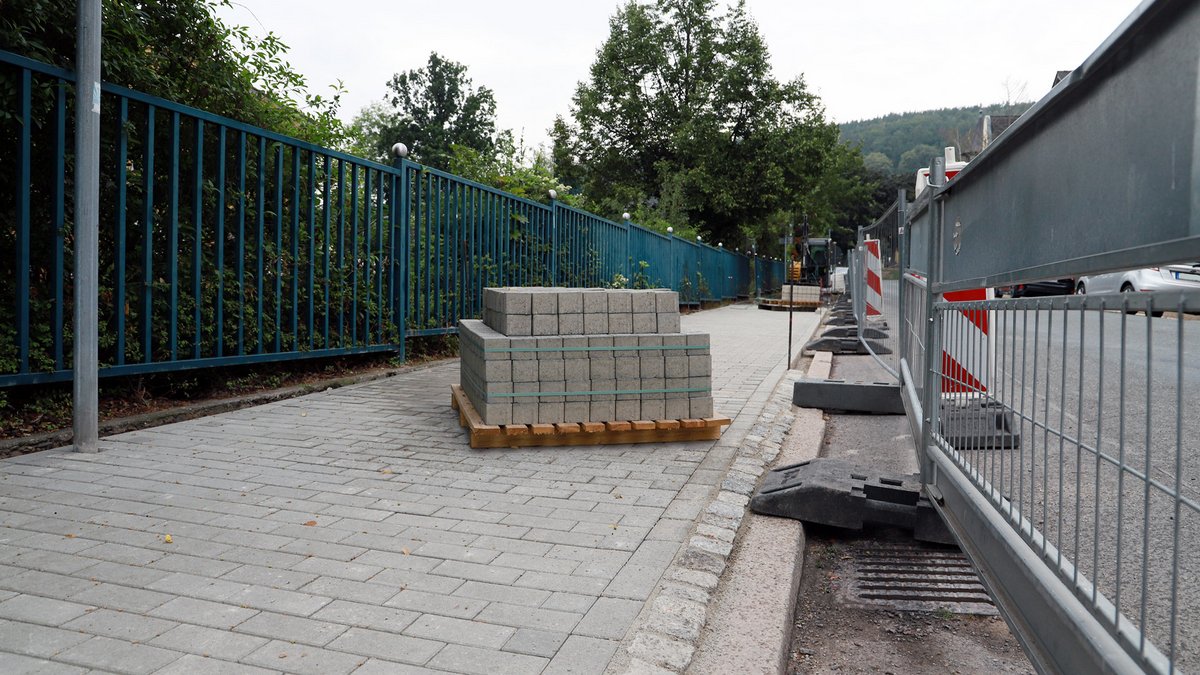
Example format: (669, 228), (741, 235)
(0, 49), (783, 388)
(848, 1), (1200, 673)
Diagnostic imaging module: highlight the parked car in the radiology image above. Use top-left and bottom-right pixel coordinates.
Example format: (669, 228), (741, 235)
(1010, 278), (1076, 298)
(1075, 264), (1200, 317)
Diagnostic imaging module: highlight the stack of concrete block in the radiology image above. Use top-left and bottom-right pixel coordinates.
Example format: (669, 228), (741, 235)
(460, 287), (714, 426)
(482, 287), (682, 336)
(778, 284), (821, 302)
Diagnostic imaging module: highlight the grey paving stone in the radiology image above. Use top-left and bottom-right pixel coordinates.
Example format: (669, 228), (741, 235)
(146, 572), (249, 602)
(369, 568), (465, 594)
(150, 623), (269, 661)
(350, 658), (446, 675)
(412, 542), (500, 564)
(222, 564), (320, 590)
(243, 639), (365, 675)
(383, 589), (488, 619)
(235, 610), (349, 646)
(404, 613), (515, 649)
(149, 596), (260, 630)
(430, 559), (522, 585)
(154, 653), (278, 675)
(540, 591), (597, 614)
(299, 577), (399, 605)
(574, 597), (645, 640)
(55, 635), (183, 675)
(0, 618), (92, 658)
(290, 557), (383, 582)
(427, 643), (549, 675)
(515, 571), (608, 595)
(146, 553), (242, 578)
(326, 627), (444, 665)
(224, 584), (332, 617)
(543, 635), (620, 675)
(0, 594), (93, 626)
(475, 602), (582, 632)
(311, 599), (419, 634)
(502, 627), (569, 658)
(62, 608), (177, 642)
(0, 651), (87, 675)
(0, 570), (96, 600)
(3, 548), (98, 575)
(602, 564), (665, 600)
(451, 580), (548, 608)
(67, 582), (174, 613)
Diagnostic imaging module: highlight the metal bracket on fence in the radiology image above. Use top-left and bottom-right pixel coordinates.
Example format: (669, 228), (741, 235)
(750, 458), (953, 544)
(792, 379), (904, 414)
(818, 326), (888, 340)
(804, 334), (891, 356)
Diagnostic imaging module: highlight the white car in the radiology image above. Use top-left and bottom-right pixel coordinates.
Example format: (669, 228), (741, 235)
(1075, 264), (1200, 317)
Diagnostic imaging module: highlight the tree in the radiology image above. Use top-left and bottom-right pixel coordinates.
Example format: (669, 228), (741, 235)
(863, 151), (894, 175)
(0, 0), (346, 146)
(449, 131), (578, 206)
(558, 0), (840, 248)
(898, 143), (942, 176)
(362, 52), (497, 171)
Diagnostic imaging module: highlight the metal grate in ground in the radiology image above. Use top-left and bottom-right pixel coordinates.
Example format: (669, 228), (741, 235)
(836, 541), (996, 616)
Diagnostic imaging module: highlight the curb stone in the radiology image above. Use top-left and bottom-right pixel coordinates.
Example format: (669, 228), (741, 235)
(609, 366), (806, 674)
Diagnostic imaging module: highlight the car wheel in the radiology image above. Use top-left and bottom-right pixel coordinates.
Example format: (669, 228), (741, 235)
(1076, 282), (1086, 295)
(1121, 283), (1139, 315)
(1151, 310), (1165, 318)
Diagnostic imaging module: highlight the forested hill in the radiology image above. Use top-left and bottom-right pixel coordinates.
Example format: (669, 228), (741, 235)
(839, 103), (1031, 176)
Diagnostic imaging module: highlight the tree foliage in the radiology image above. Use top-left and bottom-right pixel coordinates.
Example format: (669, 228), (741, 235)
(360, 52), (497, 171)
(0, 0), (346, 146)
(555, 0), (848, 250)
(839, 102), (1031, 176)
(448, 131), (579, 206)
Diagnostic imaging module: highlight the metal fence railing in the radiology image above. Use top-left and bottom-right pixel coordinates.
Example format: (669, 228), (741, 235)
(0, 49), (782, 387)
(893, 2), (1200, 672)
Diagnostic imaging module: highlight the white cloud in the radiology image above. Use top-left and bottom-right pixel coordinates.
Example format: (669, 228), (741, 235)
(217, 0), (1143, 148)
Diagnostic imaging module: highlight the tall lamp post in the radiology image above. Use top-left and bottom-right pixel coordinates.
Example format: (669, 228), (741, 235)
(74, 0), (101, 452)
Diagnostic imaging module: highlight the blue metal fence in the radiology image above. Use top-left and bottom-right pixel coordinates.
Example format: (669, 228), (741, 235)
(0, 50), (783, 387)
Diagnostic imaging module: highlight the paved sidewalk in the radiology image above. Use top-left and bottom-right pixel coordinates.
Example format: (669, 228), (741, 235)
(0, 304), (816, 675)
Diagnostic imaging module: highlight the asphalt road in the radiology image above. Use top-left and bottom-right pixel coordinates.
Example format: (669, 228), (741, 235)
(951, 305), (1200, 669)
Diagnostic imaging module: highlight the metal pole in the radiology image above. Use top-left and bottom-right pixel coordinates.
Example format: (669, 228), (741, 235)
(919, 155), (946, 483)
(787, 248), (794, 368)
(73, 0), (101, 453)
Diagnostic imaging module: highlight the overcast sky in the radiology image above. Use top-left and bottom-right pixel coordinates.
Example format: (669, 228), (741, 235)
(217, 0), (1144, 150)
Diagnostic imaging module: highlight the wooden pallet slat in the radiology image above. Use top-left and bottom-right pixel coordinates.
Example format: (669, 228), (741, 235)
(452, 386), (731, 449)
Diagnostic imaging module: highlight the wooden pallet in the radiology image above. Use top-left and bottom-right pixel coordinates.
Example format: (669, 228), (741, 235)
(756, 297), (820, 311)
(450, 384), (731, 449)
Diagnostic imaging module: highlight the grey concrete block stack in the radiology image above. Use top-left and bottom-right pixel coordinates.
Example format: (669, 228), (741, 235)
(460, 288), (714, 426)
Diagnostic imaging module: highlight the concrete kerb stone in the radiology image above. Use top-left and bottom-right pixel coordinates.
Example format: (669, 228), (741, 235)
(605, 311), (827, 675)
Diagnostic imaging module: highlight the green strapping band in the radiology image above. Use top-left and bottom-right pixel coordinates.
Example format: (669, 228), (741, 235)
(483, 344), (705, 353)
(491, 386), (709, 399)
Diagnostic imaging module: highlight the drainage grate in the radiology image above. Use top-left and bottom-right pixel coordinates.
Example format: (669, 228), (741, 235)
(836, 541), (996, 615)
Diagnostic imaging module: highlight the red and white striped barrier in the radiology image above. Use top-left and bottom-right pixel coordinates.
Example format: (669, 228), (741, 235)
(863, 239), (883, 318)
(941, 288), (992, 394)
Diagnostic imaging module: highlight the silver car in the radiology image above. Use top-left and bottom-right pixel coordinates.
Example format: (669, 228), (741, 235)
(1075, 264), (1200, 317)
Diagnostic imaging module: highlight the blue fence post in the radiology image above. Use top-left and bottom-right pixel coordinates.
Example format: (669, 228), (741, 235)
(549, 194), (559, 286)
(392, 147), (409, 362)
(623, 213), (632, 283)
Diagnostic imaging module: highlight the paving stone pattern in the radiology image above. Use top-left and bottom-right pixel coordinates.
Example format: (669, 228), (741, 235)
(0, 304), (804, 675)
